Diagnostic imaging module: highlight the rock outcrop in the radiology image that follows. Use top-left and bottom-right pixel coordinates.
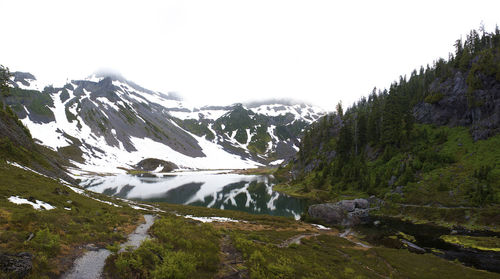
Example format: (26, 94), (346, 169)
(308, 198), (371, 227)
(134, 158), (178, 172)
(0, 252), (33, 278)
(413, 71), (500, 141)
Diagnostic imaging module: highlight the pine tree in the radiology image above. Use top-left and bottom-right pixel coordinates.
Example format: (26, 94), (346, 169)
(381, 87), (403, 147)
(336, 101), (343, 118)
(0, 65), (11, 110)
(337, 118), (353, 160)
(357, 112), (368, 151)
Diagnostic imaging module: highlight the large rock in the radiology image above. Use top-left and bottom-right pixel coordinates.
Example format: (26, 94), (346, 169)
(0, 252), (33, 278)
(308, 199), (371, 227)
(354, 198), (369, 209)
(413, 71), (500, 141)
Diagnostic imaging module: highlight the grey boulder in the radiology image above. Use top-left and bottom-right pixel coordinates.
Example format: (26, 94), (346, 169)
(308, 198), (371, 227)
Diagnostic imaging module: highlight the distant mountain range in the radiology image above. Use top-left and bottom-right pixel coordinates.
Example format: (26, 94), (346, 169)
(6, 71), (325, 173)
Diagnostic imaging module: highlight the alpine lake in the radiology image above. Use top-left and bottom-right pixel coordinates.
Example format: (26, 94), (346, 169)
(80, 170), (308, 219)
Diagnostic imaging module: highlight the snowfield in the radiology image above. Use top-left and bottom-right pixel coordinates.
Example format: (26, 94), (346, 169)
(10, 72), (325, 174)
(8, 196), (55, 210)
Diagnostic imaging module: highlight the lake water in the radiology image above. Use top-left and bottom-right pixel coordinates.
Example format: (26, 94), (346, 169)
(80, 171), (308, 219)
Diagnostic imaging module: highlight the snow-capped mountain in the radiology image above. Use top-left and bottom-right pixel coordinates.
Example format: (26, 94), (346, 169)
(6, 71), (325, 173)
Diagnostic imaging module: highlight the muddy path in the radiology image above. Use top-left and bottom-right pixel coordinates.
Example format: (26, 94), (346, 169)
(61, 214), (156, 279)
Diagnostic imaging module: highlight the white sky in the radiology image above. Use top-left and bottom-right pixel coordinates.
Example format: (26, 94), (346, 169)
(1, 0), (499, 110)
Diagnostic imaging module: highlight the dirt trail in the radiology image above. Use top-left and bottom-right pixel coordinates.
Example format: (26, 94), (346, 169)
(278, 233), (320, 248)
(61, 214), (156, 279)
(216, 235), (248, 279)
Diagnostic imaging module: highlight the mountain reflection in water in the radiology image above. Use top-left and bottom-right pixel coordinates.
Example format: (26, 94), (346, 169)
(80, 171), (307, 219)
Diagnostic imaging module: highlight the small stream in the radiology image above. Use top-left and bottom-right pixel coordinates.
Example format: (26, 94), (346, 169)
(356, 217), (500, 273)
(62, 215), (156, 279)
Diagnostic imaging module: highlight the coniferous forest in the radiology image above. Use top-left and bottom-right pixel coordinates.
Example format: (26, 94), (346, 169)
(277, 27), (500, 210)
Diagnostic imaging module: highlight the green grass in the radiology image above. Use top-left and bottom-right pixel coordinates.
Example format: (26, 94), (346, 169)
(229, 231), (498, 279)
(234, 167), (277, 175)
(100, 200), (500, 279)
(0, 161), (140, 278)
(104, 215), (220, 279)
(155, 202), (300, 229)
(440, 235), (500, 252)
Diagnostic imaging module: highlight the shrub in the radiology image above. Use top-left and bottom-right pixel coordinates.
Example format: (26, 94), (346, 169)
(150, 251), (197, 279)
(31, 228), (60, 256)
(424, 92), (444, 104)
(109, 216), (220, 278)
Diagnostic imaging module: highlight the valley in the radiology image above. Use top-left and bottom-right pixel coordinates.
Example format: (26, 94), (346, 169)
(1, 26), (500, 279)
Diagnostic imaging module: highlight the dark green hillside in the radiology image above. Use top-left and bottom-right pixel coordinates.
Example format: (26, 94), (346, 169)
(172, 118), (216, 141)
(7, 87), (55, 122)
(276, 27), (500, 229)
(212, 104), (308, 155)
(0, 66), (73, 183)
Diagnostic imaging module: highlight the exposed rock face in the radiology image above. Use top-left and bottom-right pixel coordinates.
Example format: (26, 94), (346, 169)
(291, 114), (343, 177)
(308, 198), (371, 227)
(8, 72), (36, 88)
(413, 71), (500, 141)
(6, 71), (325, 170)
(0, 252), (33, 278)
(134, 158), (178, 172)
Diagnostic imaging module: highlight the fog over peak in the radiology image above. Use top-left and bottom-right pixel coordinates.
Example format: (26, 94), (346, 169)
(1, 1), (499, 111)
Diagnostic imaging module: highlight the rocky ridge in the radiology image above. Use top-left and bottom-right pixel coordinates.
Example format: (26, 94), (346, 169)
(5, 71), (325, 173)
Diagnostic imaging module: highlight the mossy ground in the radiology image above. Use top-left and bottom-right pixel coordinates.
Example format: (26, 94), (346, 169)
(0, 161), (140, 278)
(231, 167), (277, 176)
(440, 235), (500, 252)
(105, 204), (499, 278)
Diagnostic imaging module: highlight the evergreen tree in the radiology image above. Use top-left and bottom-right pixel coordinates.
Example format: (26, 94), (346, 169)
(357, 112), (368, 151)
(0, 65), (11, 110)
(381, 87), (403, 146)
(336, 101), (343, 118)
(337, 117), (353, 160)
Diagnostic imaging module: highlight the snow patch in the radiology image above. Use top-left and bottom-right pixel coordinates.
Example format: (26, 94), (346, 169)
(182, 215), (240, 223)
(8, 196), (55, 210)
(312, 224), (330, 230)
(269, 159), (284, 165)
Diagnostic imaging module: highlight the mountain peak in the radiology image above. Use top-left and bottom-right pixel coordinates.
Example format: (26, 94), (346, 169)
(244, 98), (315, 108)
(86, 69), (126, 83)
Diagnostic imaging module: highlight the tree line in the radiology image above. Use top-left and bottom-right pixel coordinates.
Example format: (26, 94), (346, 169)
(293, 26), (500, 203)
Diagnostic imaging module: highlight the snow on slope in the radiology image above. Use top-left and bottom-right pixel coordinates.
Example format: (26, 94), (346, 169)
(10, 72), (324, 173)
(249, 103), (324, 123)
(168, 108), (228, 121)
(166, 103), (324, 123)
(17, 80), (260, 173)
(8, 196), (55, 210)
